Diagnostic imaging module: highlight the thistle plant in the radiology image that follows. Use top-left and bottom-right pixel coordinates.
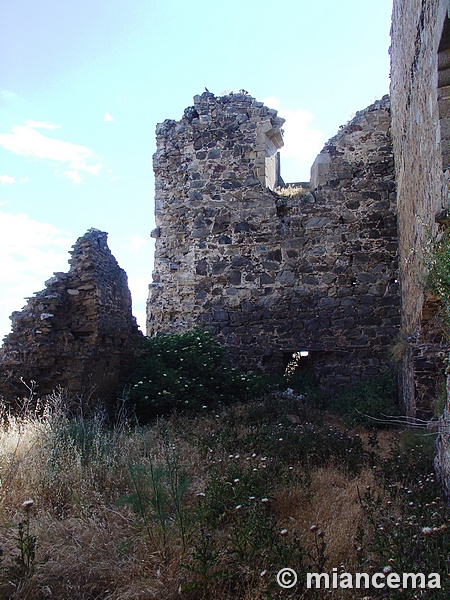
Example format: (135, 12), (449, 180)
(14, 499), (36, 578)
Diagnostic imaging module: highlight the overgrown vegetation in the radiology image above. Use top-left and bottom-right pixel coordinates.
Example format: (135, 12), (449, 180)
(126, 329), (265, 421)
(0, 333), (445, 598)
(425, 228), (450, 331)
(329, 373), (400, 428)
(127, 329), (399, 427)
(0, 383), (447, 598)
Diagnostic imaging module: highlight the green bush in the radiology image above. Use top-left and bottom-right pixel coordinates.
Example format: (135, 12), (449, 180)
(125, 329), (265, 422)
(426, 230), (450, 330)
(329, 373), (400, 428)
(287, 370), (326, 409)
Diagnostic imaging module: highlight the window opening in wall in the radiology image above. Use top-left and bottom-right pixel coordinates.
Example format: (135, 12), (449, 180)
(283, 350), (314, 381)
(256, 121), (284, 191)
(438, 17), (450, 170)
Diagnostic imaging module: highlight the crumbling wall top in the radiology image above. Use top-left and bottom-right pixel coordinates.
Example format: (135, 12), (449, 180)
(310, 95), (391, 189)
(154, 90), (285, 191)
(0, 229), (140, 404)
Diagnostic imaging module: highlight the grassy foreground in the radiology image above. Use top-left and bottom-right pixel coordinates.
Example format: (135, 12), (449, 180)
(0, 391), (448, 599)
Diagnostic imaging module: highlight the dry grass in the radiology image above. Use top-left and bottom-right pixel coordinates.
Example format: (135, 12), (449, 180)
(0, 394), (442, 599)
(273, 466), (379, 566)
(274, 184), (309, 198)
(0, 402), (212, 598)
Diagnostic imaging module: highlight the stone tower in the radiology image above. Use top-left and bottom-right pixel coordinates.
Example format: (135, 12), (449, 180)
(147, 91), (400, 388)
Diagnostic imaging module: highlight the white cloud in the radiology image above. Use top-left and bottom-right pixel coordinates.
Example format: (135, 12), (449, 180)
(0, 175), (15, 185)
(103, 112), (116, 123)
(122, 234), (148, 254)
(62, 170), (82, 184)
(0, 90), (20, 104)
(0, 211), (73, 340)
(0, 122), (101, 184)
(61, 163), (101, 184)
(25, 120), (61, 130)
(263, 97), (325, 182)
(264, 96), (281, 111)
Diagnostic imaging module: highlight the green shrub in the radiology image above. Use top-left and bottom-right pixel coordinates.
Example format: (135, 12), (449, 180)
(426, 229), (450, 330)
(329, 373), (400, 428)
(287, 370), (326, 409)
(125, 328), (265, 422)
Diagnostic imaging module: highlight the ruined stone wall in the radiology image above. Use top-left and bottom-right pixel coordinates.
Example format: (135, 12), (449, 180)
(0, 229), (141, 405)
(390, 0), (450, 416)
(147, 90), (285, 343)
(435, 389), (450, 500)
(147, 92), (400, 388)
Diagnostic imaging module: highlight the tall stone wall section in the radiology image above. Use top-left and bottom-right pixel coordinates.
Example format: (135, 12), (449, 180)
(0, 229), (141, 405)
(147, 91), (400, 388)
(147, 90), (284, 347)
(435, 389), (450, 500)
(390, 0), (450, 418)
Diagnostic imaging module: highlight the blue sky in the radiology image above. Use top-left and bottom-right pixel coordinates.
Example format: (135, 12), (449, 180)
(0, 0), (393, 340)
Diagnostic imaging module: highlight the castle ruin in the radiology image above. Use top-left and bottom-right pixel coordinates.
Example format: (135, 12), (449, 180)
(147, 91), (400, 388)
(3, 0), (450, 500)
(389, 0), (450, 494)
(0, 229), (141, 405)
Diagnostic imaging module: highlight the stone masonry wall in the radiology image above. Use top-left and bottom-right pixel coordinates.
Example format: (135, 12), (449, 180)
(147, 90), (285, 344)
(390, 0), (450, 497)
(435, 387), (450, 500)
(0, 229), (141, 405)
(390, 0), (450, 417)
(147, 91), (400, 388)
